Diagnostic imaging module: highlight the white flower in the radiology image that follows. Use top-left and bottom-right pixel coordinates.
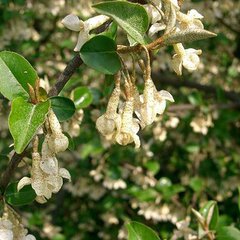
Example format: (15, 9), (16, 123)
(115, 99), (140, 148)
(135, 78), (174, 128)
(18, 121), (71, 203)
(47, 110), (69, 153)
(177, 9), (204, 30)
(172, 217), (197, 240)
(190, 114), (213, 135)
(171, 43), (202, 75)
(62, 14), (109, 51)
(0, 208), (36, 240)
(148, 22), (166, 37)
(96, 80), (121, 139)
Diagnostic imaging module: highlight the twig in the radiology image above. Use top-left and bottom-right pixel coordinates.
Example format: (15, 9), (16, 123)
(152, 73), (240, 103)
(0, 152), (28, 192)
(168, 102), (240, 112)
(49, 54), (83, 96)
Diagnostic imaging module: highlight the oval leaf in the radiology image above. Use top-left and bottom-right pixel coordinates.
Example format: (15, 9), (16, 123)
(9, 97), (50, 154)
(200, 201), (219, 230)
(51, 96), (76, 121)
(80, 35), (121, 74)
(72, 86), (93, 109)
(0, 51), (38, 100)
(5, 182), (36, 206)
(127, 221), (161, 240)
(217, 226), (240, 240)
(93, 1), (149, 44)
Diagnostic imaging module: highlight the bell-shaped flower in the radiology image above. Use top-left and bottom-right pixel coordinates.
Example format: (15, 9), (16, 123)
(62, 14), (109, 51)
(17, 136), (71, 203)
(177, 9), (204, 30)
(47, 110), (69, 153)
(96, 81), (121, 139)
(171, 43), (202, 75)
(115, 98), (140, 148)
(155, 90), (175, 115)
(135, 78), (174, 128)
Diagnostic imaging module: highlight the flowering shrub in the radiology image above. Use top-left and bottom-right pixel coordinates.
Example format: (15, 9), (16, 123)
(0, 0), (240, 239)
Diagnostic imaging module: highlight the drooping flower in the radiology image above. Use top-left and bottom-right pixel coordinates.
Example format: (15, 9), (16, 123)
(0, 206), (36, 240)
(135, 78), (174, 128)
(17, 141), (70, 203)
(62, 14), (109, 51)
(47, 110), (69, 153)
(171, 43), (202, 75)
(18, 110), (71, 203)
(96, 75), (121, 139)
(115, 98), (140, 148)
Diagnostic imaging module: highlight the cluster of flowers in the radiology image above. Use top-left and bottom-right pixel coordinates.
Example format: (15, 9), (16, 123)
(145, 0), (205, 75)
(96, 67), (174, 148)
(62, 0), (207, 76)
(17, 110), (71, 203)
(0, 205), (35, 240)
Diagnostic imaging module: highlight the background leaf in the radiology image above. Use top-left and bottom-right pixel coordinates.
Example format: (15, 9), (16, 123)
(9, 97), (50, 154)
(72, 86), (93, 109)
(50, 96), (76, 121)
(127, 221), (161, 240)
(80, 35), (121, 74)
(0, 51), (38, 100)
(5, 182), (36, 206)
(217, 226), (240, 240)
(93, 1), (149, 44)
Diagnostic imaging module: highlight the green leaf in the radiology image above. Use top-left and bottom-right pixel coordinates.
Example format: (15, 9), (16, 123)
(101, 21), (118, 40)
(9, 97), (50, 154)
(5, 182), (36, 206)
(127, 221), (161, 240)
(217, 226), (240, 240)
(50, 96), (76, 122)
(238, 187), (240, 213)
(200, 201), (219, 230)
(144, 161), (160, 175)
(128, 187), (158, 202)
(103, 75), (115, 97)
(93, 1), (149, 44)
(80, 35), (121, 74)
(0, 51), (38, 100)
(189, 177), (204, 193)
(72, 87), (93, 109)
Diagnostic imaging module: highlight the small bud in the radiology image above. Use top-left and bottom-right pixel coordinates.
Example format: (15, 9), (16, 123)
(163, 28), (217, 45)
